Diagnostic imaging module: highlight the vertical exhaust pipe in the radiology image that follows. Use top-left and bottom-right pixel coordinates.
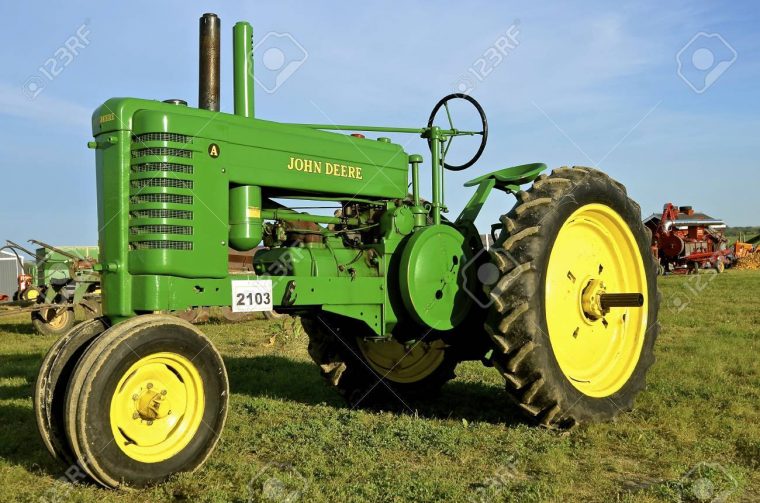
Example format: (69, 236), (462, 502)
(199, 13), (220, 111)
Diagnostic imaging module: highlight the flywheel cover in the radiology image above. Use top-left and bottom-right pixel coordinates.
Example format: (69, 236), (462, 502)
(399, 224), (473, 330)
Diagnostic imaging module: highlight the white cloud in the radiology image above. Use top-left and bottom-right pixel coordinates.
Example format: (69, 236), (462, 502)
(0, 82), (91, 129)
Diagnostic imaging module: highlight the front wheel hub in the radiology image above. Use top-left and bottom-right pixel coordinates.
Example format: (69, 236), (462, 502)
(135, 386), (171, 421)
(110, 352), (205, 463)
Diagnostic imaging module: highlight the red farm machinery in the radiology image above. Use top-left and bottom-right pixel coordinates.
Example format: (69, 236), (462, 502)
(647, 203), (734, 274)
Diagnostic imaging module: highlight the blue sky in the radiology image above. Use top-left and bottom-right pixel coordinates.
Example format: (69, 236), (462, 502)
(1, 1), (758, 247)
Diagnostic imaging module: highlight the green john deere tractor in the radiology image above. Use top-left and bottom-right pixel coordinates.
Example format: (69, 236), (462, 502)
(34, 13), (660, 488)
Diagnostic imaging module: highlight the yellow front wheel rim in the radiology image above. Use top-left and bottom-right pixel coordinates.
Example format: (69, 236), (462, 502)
(545, 204), (648, 398)
(110, 352), (205, 463)
(357, 338), (446, 384)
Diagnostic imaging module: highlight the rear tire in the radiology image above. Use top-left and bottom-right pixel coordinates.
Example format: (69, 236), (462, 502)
(485, 166), (659, 427)
(715, 259), (725, 273)
(32, 307), (75, 336)
(302, 315), (458, 407)
(63, 315), (228, 488)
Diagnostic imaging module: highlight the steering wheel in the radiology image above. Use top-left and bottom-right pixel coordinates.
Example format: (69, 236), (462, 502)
(427, 93), (488, 171)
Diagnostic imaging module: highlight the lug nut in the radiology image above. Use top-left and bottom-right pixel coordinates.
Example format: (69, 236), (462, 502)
(147, 420), (154, 426)
(161, 389), (167, 396)
(132, 412), (139, 419)
(146, 383), (153, 389)
(132, 394), (139, 400)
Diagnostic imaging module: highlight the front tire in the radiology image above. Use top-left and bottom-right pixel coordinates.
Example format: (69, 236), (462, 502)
(63, 315), (228, 487)
(34, 318), (109, 465)
(485, 166), (659, 427)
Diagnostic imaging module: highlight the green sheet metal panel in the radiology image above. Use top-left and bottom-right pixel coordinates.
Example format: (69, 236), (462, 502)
(36, 246), (99, 284)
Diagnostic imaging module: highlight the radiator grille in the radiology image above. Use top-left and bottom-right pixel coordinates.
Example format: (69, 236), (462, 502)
(130, 193), (193, 205)
(130, 224), (193, 235)
(130, 209), (193, 220)
(130, 240), (193, 251)
(132, 162), (193, 175)
(131, 178), (194, 190)
(132, 132), (193, 144)
(131, 147), (192, 159)
(129, 132), (195, 253)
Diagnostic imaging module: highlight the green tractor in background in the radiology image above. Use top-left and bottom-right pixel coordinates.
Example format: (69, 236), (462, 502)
(28, 241), (101, 335)
(34, 13), (660, 488)
(3, 240), (100, 335)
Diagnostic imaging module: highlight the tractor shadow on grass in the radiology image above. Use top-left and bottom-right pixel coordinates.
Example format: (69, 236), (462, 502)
(0, 322), (38, 335)
(0, 353), (41, 383)
(226, 355), (526, 426)
(0, 353), (63, 474)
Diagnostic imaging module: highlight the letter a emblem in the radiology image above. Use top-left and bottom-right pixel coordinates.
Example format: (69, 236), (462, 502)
(208, 143), (220, 158)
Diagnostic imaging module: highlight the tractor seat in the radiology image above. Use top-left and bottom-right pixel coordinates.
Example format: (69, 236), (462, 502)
(464, 163), (546, 193)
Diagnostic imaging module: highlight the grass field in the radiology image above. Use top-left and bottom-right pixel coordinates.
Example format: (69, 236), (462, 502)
(725, 227), (760, 244)
(1, 271), (758, 502)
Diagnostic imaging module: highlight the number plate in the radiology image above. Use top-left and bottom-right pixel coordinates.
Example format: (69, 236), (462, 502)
(231, 280), (273, 312)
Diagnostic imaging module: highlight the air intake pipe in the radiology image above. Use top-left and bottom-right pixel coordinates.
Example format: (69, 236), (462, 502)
(233, 21), (255, 118)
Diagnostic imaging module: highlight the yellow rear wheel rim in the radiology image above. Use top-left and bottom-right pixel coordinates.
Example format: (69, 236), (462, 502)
(44, 309), (69, 329)
(357, 338), (446, 384)
(545, 204), (648, 398)
(110, 352), (205, 463)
